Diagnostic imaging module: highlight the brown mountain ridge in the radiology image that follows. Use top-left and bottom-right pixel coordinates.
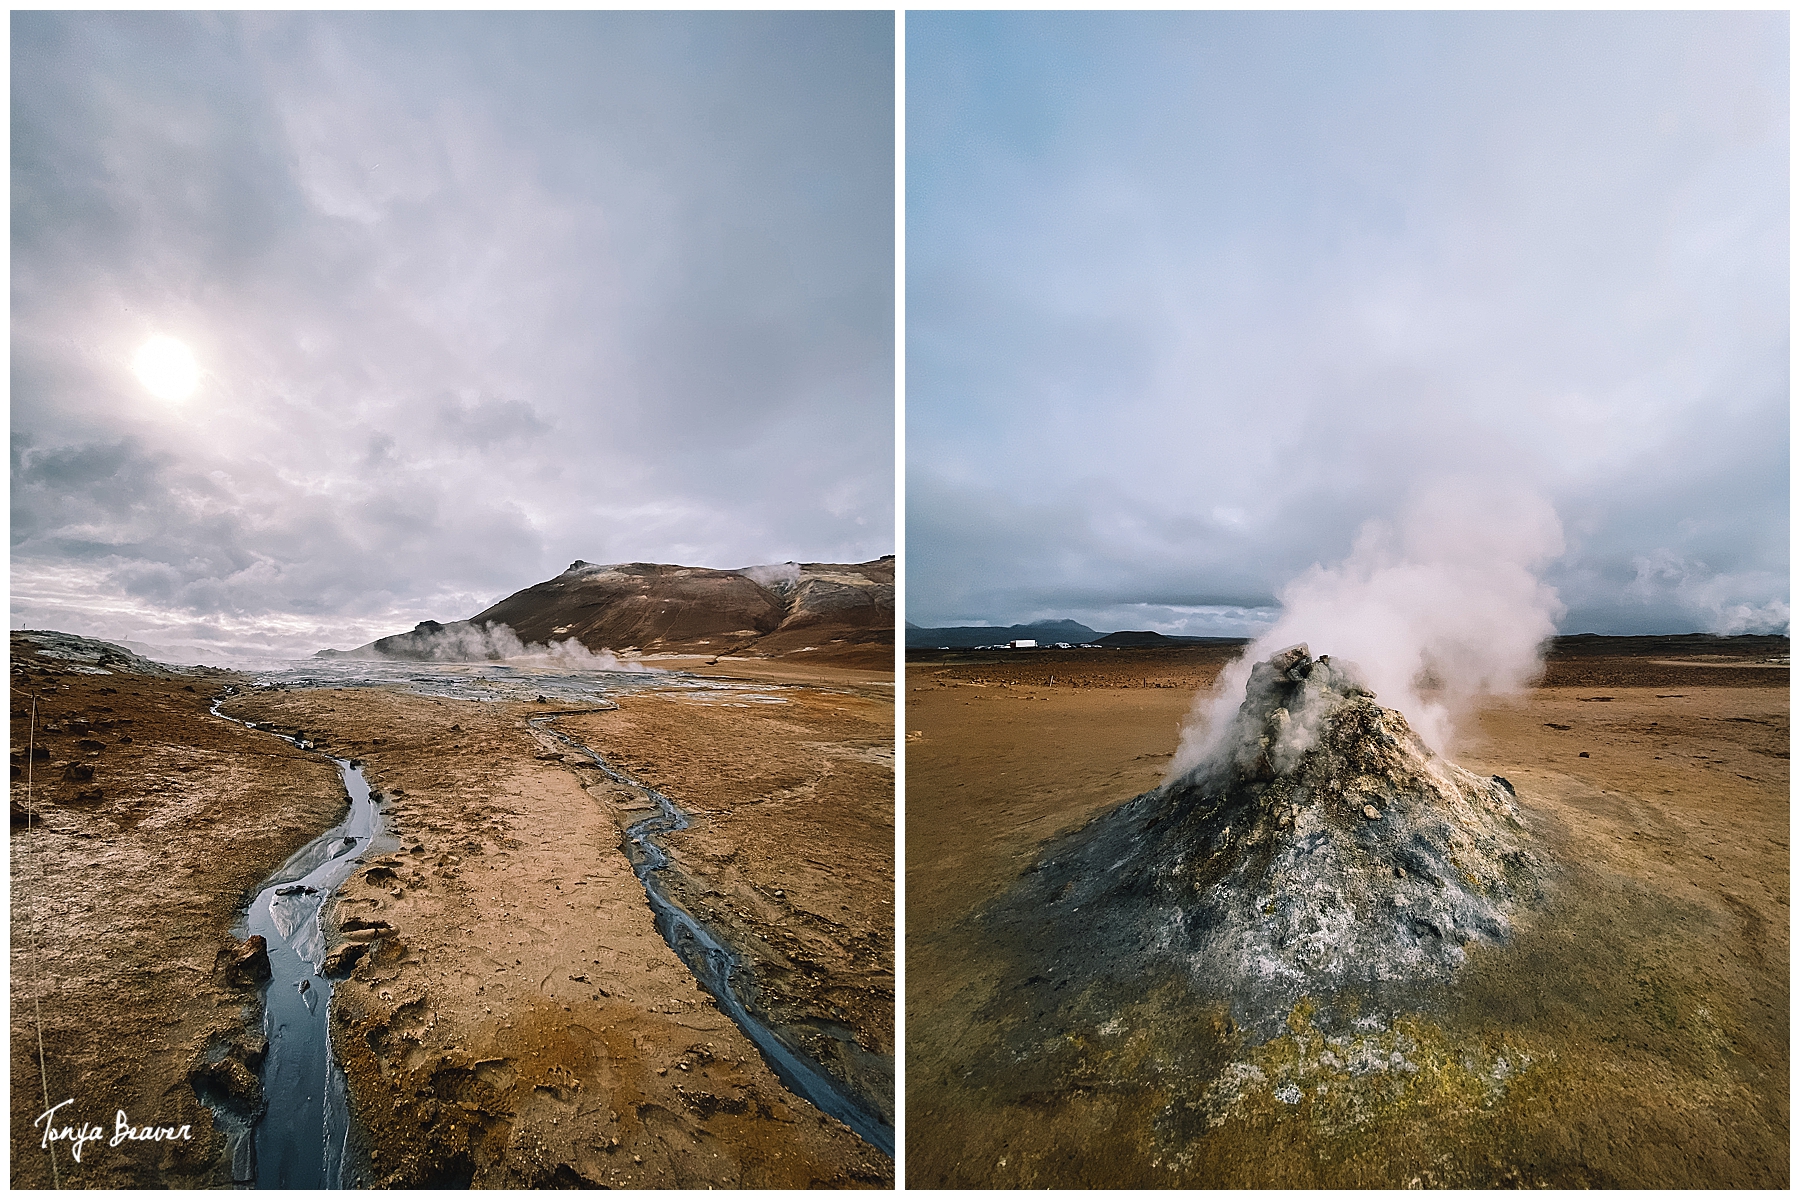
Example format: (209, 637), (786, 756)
(319, 557), (894, 666)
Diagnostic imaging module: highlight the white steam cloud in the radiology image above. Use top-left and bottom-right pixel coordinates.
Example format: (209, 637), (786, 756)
(1168, 480), (1565, 779)
(369, 621), (656, 672)
(1627, 550), (1791, 635)
(739, 561), (802, 596)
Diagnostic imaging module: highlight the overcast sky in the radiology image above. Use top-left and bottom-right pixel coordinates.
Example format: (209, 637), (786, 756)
(13, 12), (893, 660)
(908, 11), (1787, 637)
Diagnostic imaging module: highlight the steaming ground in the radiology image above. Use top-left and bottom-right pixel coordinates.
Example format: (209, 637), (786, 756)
(905, 640), (1787, 1187)
(11, 634), (893, 1187)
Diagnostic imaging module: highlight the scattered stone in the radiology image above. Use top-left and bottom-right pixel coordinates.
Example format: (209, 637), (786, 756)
(237, 1034), (268, 1072)
(188, 1055), (264, 1118)
(220, 935), (273, 987)
(323, 940), (369, 979)
(1362, 804), (1381, 820)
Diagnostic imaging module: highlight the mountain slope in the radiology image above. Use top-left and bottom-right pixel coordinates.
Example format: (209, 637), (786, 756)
(326, 557), (894, 665)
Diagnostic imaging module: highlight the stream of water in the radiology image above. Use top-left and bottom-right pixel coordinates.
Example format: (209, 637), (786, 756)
(211, 693), (387, 1188)
(533, 714), (895, 1157)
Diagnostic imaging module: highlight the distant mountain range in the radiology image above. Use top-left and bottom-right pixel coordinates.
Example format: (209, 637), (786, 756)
(320, 557), (894, 665)
(904, 620), (1250, 650)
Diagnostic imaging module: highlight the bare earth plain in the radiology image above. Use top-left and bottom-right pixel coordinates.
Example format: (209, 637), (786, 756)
(11, 636), (893, 1188)
(905, 639), (1788, 1188)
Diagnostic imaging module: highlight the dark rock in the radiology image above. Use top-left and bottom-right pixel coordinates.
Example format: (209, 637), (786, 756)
(237, 1033), (269, 1072)
(69, 788), (104, 804)
(61, 762), (95, 783)
(219, 935), (272, 986)
(189, 1056), (264, 1119)
(322, 942), (369, 977)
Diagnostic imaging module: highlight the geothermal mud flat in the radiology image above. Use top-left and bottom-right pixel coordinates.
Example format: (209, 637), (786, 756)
(905, 638), (1787, 1188)
(10, 633), (893, 1188)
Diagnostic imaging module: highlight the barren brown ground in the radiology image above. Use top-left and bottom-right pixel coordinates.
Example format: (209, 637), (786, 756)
(905, 642), (1788, 1188)
(11, 636), (892, 1188)
(225, 662), (893, 1188)
(553, 674), (896, 1128)
(9, 639), (346, 1188)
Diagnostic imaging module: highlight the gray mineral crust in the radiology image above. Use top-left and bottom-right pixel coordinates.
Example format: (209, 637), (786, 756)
(998, 643), (1546, 1035)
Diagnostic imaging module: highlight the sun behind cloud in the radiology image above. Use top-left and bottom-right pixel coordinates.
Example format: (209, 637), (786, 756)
(132, 334), (199, 400)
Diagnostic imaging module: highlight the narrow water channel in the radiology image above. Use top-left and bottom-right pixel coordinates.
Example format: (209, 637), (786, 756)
(211, 693), (387, 1188)
(531, 714), (895, 1157)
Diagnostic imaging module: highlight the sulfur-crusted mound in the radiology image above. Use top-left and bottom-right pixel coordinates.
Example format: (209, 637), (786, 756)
(994, 644), (1546, 1034)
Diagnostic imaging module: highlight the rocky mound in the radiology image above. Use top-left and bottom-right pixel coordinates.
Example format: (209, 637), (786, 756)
(12, 629), (191, 678)
(321, 557), (894, 664)
(995, 644), (1545, 1034)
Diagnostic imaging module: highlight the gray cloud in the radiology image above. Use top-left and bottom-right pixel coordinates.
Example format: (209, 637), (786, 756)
(13, 12), (893, 660)
(908, 11), (1786, 637)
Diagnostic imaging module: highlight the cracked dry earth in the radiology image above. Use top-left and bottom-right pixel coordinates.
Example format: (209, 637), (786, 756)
(225, 667), (893, 1188)
(905, 643), (1786, 1188)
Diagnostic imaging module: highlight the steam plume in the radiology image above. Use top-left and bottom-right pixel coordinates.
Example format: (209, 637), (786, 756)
(1169, 480), (1565, 779)
(363, 620), (655, 672)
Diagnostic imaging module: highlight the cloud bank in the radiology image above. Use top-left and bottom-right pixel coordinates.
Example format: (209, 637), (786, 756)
(908, 11), (1786, 637)
(13, 12), (893, 661)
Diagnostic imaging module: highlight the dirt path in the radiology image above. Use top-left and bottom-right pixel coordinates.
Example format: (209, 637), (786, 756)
(905, 647), (1787, 1187)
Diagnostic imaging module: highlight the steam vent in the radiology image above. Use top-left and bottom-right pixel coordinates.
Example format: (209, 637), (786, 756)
(998, 644), (1546, 1035)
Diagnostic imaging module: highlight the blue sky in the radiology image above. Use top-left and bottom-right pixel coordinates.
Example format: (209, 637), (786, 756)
(13, 12), (893, 659)
(908, 11), (1787, 636)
